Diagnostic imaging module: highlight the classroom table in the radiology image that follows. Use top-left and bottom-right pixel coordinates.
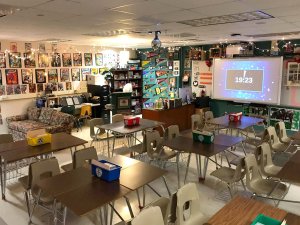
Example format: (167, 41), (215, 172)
(291, 130), (300, 140)
(207, 195), (300, 225)
(37, 156), (168, 225)
(162, 134), (245, 183)
(0, 133), (87, 200)
(276, 150), (300, 184)
(97, 118), (165, 157)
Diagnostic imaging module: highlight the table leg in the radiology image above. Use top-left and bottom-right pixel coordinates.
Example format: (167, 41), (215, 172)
(124, 196), (134, 218)
(108, 202), (125, 223)
(241, 141), (247, 155)
(62, 206), (67, 225)
(184, 153), (191, 184)
(162, 176), (171, 197)
(112, 136), (116, 157)
(0, 157), (3, 200)
(2, 159), (7, 200)
(136, 189), (142, 209)
(53, 199), (57, 225)
(176, 153), (180, 189)
(199, 157), (209, 181)
(143, 185), (146, 208)
(107, 132), (110, 158)
(99, 207), (104, 225)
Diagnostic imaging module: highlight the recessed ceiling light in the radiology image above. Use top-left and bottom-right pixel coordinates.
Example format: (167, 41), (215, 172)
(37, 14), (44, 17)
(231, 33), (241, 37)
(177, 11), (273, 27)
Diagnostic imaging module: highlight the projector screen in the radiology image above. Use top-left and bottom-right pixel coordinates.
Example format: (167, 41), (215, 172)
(212, 57), (283, 105)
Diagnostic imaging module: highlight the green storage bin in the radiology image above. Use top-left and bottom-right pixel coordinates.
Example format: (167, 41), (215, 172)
(192, 130), (214, 144)
(251, 214), (282, 225)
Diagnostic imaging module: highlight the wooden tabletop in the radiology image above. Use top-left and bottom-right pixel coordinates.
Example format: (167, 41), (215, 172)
(291, 131), (300, 140)
(0, 133), (87, 163)
(276, 151), (300, 183)
(207, 115), (264, 130)
(119, 162), (167, 190)
(208, 195), (287, 225)
(97, 118), (164, 134)
(98, 154), (140, 169)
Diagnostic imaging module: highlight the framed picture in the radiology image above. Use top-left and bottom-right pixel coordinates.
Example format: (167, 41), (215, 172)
(5, 69), (18, 85)
(6, 85), (14, 95)
(66, 82), (72, 90)
(24, 52), (36, 68)
(58, 83), (64, 91)
(48, 69), (58, 83)
(117, 97), (130, 109)
(73, 53), (82, 66)
(0, 85), (5, 96)
(81, 68), (90, 81)
(38, 53), (49, 67)
(60, 68), (70, 82)
(62, 53), (72, 67)
(10, 42), (17, 52)
(91, 68), (98, 75)
(95, 53), (103, 66)
(29, 83), (36, 93)
(37, 83), (44, 92)
(9, 52), (21, 68)
(20, 84), (27, 94)
(0, 70), (2, 85)
(71, 68), (80, 81)
(21, 69), (33, 84)
(52, 83), (58, 91)
(25, 43), (32, 52)
(39, 43), (46, 53)
(14, 85), (21, 94)
(35, 69), (46, 83)
(51, 53), (61, 67)
(0, 53), (6, 68)
(84, 53), (93, 66)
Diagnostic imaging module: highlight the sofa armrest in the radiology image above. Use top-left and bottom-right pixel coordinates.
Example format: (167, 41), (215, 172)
(6, 114), (28, 124)
(45, 125), (65, 134)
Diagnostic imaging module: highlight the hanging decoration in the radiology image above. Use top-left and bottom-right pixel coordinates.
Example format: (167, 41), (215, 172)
(151, 31), (161, 51)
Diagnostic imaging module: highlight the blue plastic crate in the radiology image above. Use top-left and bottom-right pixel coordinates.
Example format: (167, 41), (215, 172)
(251, 214), (281, 225)
(91, 160), (122, 182)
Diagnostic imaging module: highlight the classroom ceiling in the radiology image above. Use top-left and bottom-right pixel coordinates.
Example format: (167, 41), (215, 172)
(1, 0), (300, 48)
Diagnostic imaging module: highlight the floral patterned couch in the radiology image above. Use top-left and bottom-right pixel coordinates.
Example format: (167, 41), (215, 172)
(6, 107), (74, 141)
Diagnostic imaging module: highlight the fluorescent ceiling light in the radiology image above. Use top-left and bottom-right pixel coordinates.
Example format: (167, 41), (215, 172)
(177, 11), (273, 27)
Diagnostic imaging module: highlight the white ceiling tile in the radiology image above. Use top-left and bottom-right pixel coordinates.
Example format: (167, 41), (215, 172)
(155, 0), (236, 10)
(264, 6), (300, 17)
(240, 0), (300, 10)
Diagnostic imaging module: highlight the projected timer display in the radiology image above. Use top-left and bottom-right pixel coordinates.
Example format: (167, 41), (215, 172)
(226, 70), (263, 92)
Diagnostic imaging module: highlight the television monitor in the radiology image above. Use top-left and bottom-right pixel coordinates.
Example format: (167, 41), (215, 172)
(179, 87), (193, 104)
(212, 57), (283, 105)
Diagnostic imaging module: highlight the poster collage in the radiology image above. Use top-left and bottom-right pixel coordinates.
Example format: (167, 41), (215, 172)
(0, 42), (105, 96)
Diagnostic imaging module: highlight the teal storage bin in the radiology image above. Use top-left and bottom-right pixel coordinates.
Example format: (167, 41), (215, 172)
(251, 214), (282, 225)
(192, 130), (214, 144)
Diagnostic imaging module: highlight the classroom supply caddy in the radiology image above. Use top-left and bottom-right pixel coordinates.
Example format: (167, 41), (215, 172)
(251, 214), (281, 225)
(192, 130), (214, 144)
(27, 129), (52, 146)
(91, 159), (121, 182)
(229, 112), (243, 122)
(124, 116), (140, 126)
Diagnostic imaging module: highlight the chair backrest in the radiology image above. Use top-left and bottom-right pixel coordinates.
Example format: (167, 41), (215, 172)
(165, 125), (180, 140)
(112, 114), (124, 123)
(80, 105), (92, 116)
(0, 134), (13, 144)
(266, 126), (280, 146)
(204, 111), (214, 121)
(89, 118), (106, 139)
(29, 158), (60, 190)
(232, 158), (245, 182)
(256, 142), (275, 177)
(131, 206), (164, 225)
(191, 114), (203, 130)
(61, 105), (75, 115)
(244, 154), (263, 193)
(73, 147), (98, 169)
(145, 130), (163, 159)
(275, 121), (288, 141)
(176, 183), (204, 225)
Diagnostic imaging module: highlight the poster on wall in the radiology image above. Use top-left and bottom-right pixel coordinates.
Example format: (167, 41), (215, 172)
(6, 85), (13, 95)
(0, 70), (2, 85)
(81, 68), (90, 81)
(25, 43), (32, 52)
(5, 69), (18, 85)
(37, 83), (44, 92)
(91, 68), (98, 75)
(0, 53), (6, 68)
(95, 53), (103, 66)
(24, 52), (36, 68)
(73, 53), (82, 66)
(58, 83), (64, 91)
(60, 68), (70, 82)
(39, 43), (46, 53)
(38, 53), (49, 67)
(0, 86), (5, 95)
(71, 68), (80, 81)
(10, 42), (17, 52)
(48, 69), (58, 83)
(35, 69), (46, 83)
(51, 43), (58, 53)
(21, 69), (33, 84)
(66, 82), (72, 90)
(14, 85), (21, 94)
(29, 83), (36, 93)
(51, 53), (61, 67)
(84, 53), (93, 66)
(62, 53), (72, 67)
(9, 52), (21, 68)
(173, 60), (180, 76)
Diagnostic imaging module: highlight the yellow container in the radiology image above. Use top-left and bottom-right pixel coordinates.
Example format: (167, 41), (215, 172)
(27, 129), (52, 146)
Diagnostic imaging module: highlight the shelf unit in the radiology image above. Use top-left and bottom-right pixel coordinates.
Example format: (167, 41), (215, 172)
(111, 68), (143, 110)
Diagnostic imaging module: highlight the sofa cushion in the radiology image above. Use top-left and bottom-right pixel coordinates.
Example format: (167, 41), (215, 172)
(38, 107), (55, 124)
(50, 110), (73, 126)
(27, 107), (41, 121)
(7, 120), (48, 134)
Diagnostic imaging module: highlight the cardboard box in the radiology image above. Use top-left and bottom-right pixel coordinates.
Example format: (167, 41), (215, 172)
(229, 112), (242, 122)
(27, 129), (52, 146)
(124, 116), (140, 126)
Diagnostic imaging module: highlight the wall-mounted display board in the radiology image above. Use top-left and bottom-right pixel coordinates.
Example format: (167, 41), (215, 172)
(269, 107), (300, 131)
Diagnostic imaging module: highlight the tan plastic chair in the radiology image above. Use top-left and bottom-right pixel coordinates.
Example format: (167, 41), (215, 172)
(256, 143), (282, 177)
(175, 183), (208, 225)
(73, 147), (98, 169)
(165, 125), (180, 140)
(244, 154), (288, 205)
(191, 114), (204, 130)
(0, 134), (13, 144)
(266, 126), (289, 152)
(204, 111), (226, 133)
(112, 114), (124, 123)
(131, 206), (165, 225)
(19, 158), (61, 223)
(210, 158), (246, 198)
(275, 121), (292, 144)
